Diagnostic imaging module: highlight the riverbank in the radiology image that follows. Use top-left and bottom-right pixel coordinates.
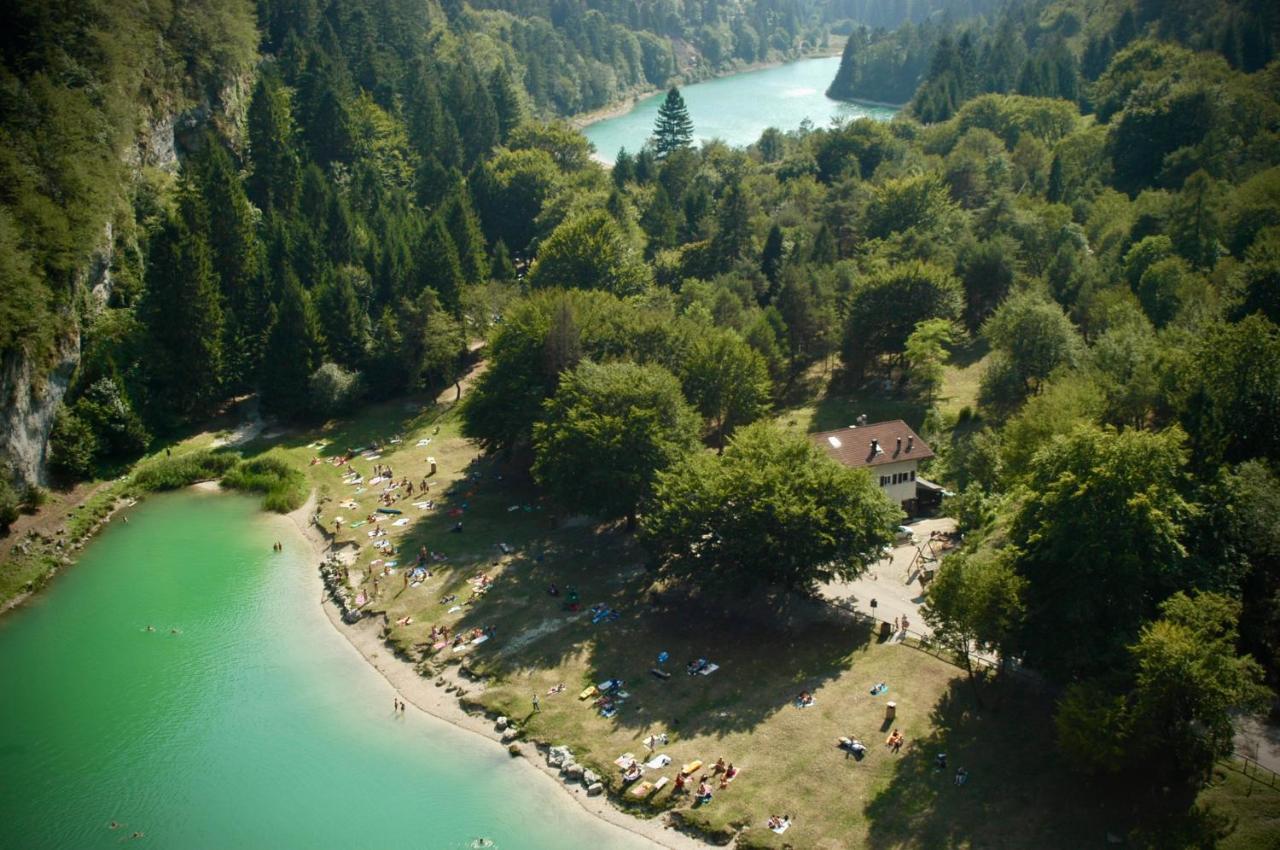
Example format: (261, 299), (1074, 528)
(285, 493), (706, 850)
(571, 43), (845, 131)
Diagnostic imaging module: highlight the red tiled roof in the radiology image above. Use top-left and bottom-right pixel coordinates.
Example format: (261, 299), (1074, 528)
(809, 420), (934, 469)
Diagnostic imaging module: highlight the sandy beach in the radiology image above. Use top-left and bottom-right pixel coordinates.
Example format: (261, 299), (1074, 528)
(285, 494), (708, 850)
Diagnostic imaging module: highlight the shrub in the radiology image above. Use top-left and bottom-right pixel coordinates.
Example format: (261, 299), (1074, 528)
(0, 476), (19, 533)
(131, 450), (237, 491)
(221, 455), (307, 513)
(47, 406), (99, 480)
(308, 362), (363, 418)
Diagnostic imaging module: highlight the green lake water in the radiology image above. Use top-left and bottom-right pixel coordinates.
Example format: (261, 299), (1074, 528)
(583, 55), (898, 164)
(0, 490), (652, 850)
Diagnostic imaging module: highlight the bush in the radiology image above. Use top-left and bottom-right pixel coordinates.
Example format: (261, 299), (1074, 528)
(47, 406), (99, 480)
(131, 450), (237, 491)
(308, 362), (363, 418)
(221, 455), (307, 513)
(19, 485), (47, 514)
(0, 476), (19, 533)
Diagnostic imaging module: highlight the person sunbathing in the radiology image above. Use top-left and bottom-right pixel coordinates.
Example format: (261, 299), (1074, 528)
(725, 763), (738, 780)
(622, 764), (642, 782)
(767, 816), (783, 830)
(696, 782), (712, 802)
(713, 757), (726, 774)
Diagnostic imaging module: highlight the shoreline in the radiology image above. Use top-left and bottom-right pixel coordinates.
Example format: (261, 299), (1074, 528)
(571, 45), (846, 130)
(283, 495), (708, 850)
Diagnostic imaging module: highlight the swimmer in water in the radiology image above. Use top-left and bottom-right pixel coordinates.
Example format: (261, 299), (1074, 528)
(108, 821), (122, 830)
(170, 628), (180, 635)
(145, 625), (155, 632)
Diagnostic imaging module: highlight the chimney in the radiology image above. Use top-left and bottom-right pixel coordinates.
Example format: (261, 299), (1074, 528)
(907, 435), (914, 451)
(870, 439), (879, 454)
(895, 436), (902, 454)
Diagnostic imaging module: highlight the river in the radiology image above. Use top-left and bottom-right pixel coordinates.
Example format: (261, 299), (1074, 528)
(583, 55), (898, 164)
(0, 490), (651, 850)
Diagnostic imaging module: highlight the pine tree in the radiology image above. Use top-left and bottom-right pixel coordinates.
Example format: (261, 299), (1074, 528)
(414, 216), (465, 315)
(191, 137), (265, 390)
(443, 183), (490, 284)
(488, 66), (524, 142)
(810, 224), (837, 265)
(652, 87), (694, 158)
(1047, 154), (1065, 203)
(316, 267), (369, 368)
(490, 239), (517, 282)
(761, 224), (785, 295)
(712, 180), (753, 264)
(260, 270), (319, 418)
(247, 73), (302, 214)
(142, 209), (225, 418)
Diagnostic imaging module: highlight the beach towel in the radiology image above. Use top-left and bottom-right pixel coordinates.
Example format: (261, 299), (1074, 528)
(600, 706), (617, 718)
(414, 501), (432, 509)
(350, 521), (366, 528)
(447, 605), (463, 614)
(410, 581), (423, 588)
(795, 698), (817, 708)
(724, 767), (742, 783)
(431, 641), (446, 650)
(386, 561), (398, 568)
(870, 683), (888, 696)
(393, 518), (409, 526)
(698, 663), (720, 676)
(377, 507), (402, 515)
(613, 753), (636, 768)
(365, 454), (381, 460)
(355, 593), (367, 606)
(653, 776), (669, 791)
(417, 438), (431, 446)
(645, 754), (671, 769)
(771, 820), (791, 835)
(471, 634), (490, 645)
(628, 781), (655, 798)
(681, 760), (703, 775)
(579, 686), (599, 700)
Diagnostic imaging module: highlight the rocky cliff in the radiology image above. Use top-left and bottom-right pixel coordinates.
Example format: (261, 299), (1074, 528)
(0, 73), (252, 491)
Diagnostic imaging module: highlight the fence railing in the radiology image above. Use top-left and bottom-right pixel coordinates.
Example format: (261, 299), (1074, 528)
(1225, 751), (1280, 793)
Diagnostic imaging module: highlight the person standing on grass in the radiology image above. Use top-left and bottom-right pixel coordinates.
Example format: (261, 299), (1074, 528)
(532, 694), (540, 713)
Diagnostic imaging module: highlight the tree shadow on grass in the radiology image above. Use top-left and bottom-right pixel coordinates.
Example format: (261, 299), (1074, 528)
(862, 678), (1247, 850)
(579, 594), (873, 739)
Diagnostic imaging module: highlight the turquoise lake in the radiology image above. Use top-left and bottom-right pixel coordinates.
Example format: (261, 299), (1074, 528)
(0, 490), (652, 849)
(583, 55), (898, 163)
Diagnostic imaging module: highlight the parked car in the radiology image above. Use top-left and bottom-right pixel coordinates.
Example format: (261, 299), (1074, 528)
(894, 525), (917, 545)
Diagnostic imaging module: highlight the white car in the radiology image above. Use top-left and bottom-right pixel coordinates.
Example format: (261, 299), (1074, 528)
(894, 526), (917, 545)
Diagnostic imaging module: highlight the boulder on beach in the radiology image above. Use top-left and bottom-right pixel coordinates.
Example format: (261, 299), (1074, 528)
(564, 763), (584, 779)
(586, 782), (604, 796)
(495, 716), (509, 730)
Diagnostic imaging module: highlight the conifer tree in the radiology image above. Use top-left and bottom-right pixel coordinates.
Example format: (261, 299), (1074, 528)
(443, 183), (490, 284)
(761, 224), (785, 294)
(488, 66), (524, 142)
(142, 210), (225, 418)
(260, 270), (319, 418)
(414, 216), (465, 315)
(652, 87), (694, 158)
(490, 240), (517, 282)
(247, 73), (302, 214)
(712, 180), (753, 264)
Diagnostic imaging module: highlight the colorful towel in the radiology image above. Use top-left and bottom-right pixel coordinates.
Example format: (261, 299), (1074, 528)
(645, 754), (671, 769)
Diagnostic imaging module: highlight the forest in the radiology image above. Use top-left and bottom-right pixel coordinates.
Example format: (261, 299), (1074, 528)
(1, 0), (1279, 832)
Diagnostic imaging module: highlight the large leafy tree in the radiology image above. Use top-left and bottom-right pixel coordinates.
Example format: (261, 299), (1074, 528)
(527, 210), (651, 296)
(922, 549), (1025, 682)
(680, 329), (772, 450)
(1057, 592), (1267, 793)
(642, 423), (900, 595)
(1008, 425), (1196, 680)
(532, 360), (699, 527)
(842, 261), (963, 379)
(979, 290), (1083, 418)
(652, 86), (694, 158)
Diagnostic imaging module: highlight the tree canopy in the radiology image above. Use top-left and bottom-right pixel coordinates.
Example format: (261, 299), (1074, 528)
(641, 422), (901, 595)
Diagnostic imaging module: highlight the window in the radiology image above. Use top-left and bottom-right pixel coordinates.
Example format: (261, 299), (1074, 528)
(879, 475), (889, 487)
(910, 470), (916, 481)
